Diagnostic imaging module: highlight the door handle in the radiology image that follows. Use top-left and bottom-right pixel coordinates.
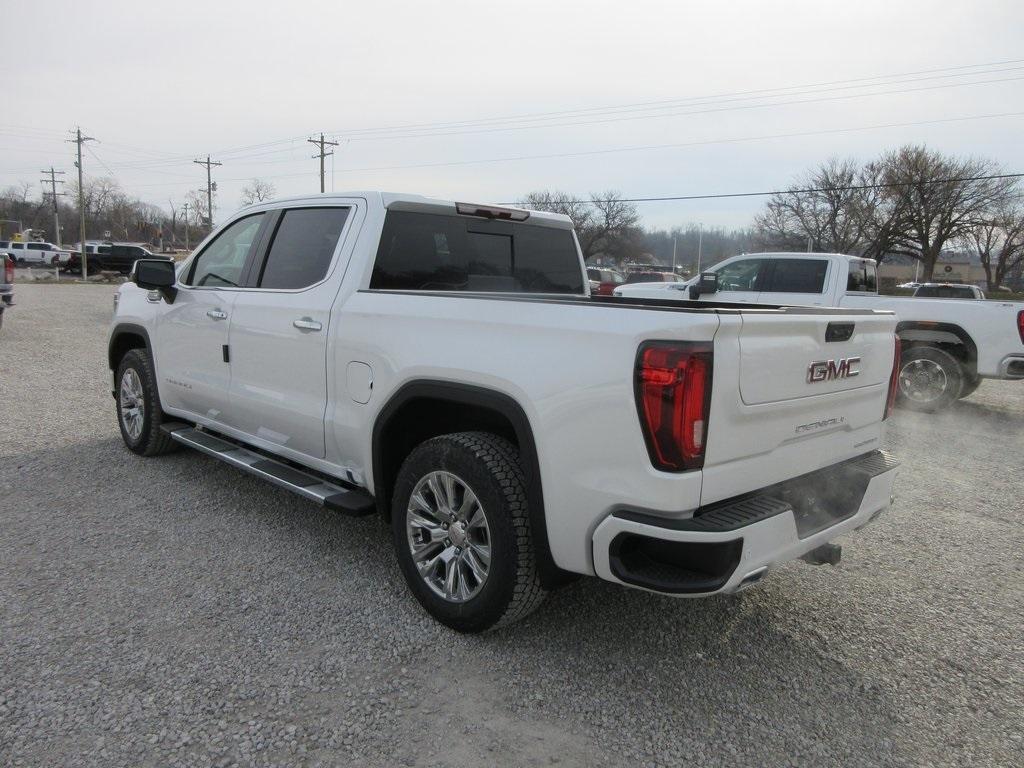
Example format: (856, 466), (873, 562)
(206, 309), (227, 320)
(293, 317), (322, 332)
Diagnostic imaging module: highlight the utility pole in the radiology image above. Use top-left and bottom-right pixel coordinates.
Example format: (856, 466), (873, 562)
(181, 202), (191, 251)
(307, 133), (338, 193)
(696, 223), (704, 274)
(68, 128), (96, 278)
(40, 167), (66, 246)
(193, 155), (222, 227)
(167, 199), (177, 250)
(671, 236), (677, 274)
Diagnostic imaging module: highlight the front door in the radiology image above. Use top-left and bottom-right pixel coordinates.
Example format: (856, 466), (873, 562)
(155, 212), (266, 424)
(705, 257), (768, 304)
(226, 205), (353, 459)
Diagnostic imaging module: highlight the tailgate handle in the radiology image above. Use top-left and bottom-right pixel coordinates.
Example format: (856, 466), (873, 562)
(826, 322), (854, 342)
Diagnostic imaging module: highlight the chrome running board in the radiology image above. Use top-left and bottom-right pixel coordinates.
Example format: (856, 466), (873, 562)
(161, 423), (375, 516)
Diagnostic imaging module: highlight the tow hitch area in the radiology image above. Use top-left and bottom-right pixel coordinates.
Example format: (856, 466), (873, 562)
(801, 542), (842, 566)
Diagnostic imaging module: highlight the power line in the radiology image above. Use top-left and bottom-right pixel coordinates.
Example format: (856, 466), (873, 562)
(307, 133), (339, 193)
(24, 57), (1024, 175)
(509, 172), (1024, 207)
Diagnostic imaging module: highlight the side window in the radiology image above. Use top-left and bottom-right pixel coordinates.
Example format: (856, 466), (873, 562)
(765, 258), (828, 293)
(11, 243), (24, 250)
(257, 207), (350, 289)
(186, 213), (264, 287)
(28, 243), (46, 251)
(714, 259), (766, 291)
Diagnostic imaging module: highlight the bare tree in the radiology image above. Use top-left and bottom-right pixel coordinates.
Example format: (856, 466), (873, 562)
(240, 178), (276, 206)
(882, 145), (1014, 280)
(964, 197), (1024, 291)
(520, 190), (640, 261)
(756, 158), (870, 253)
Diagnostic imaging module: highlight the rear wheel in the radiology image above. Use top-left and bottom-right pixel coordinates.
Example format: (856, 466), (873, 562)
(115, 349), (180, 456)
(957, 375), (982, 399)
(897, 346), (964, 412)
(391, 432), (546, 632)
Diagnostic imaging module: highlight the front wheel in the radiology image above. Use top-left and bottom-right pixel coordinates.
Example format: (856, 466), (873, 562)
(115, 349), (180, 456)
(897, 346), (964, 413)
(391, 432), (547, 632)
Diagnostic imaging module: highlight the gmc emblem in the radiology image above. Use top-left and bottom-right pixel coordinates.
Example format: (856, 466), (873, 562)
(807, 356), (861, 383)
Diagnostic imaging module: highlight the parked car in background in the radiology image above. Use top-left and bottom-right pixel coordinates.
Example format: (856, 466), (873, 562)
(586, 267), (626, 295)
(913, 283), (985, 300)
(108, 192), (900, 632)
(66, 242), (171, 274)
(0, 253), (14, 330)
(615, 252), (1024, 412)
(623, 270), (685, 284)
(4, 240), (71, 266)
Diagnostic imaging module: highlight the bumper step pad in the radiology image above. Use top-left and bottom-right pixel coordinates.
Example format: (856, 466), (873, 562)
(160, 424), (375, 516)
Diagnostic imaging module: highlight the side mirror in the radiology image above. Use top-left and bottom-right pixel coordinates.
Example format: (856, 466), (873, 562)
(133, 259), (177, 303)
(688, 271), (718, 300)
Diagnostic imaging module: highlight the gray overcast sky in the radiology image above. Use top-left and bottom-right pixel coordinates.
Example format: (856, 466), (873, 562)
(4, 0), (1024, 229)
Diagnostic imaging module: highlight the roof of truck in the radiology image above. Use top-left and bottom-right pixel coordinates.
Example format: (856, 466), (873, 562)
(235, 191), (573, 228)
(736, 252), (870, 262)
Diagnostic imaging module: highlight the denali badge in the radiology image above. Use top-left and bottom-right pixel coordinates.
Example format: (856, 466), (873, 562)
(807, 356), (861, 383)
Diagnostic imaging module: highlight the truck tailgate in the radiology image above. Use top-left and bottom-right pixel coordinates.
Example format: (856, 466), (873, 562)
(701, 308), (897, 507)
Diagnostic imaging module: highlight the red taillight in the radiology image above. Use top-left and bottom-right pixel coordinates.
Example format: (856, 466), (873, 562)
(1017, 310), (1024, 344)
(4, 256), (12, 284)
(884, 336), (901, 420)
(635, 341), (713, 471)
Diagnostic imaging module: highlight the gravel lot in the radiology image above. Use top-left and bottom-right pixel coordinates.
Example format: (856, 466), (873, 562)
(1, 282), (1022, 767)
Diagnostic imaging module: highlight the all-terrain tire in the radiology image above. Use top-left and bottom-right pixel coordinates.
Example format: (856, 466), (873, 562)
(391, 431), (547, 633)
(115, 348), (180, 456)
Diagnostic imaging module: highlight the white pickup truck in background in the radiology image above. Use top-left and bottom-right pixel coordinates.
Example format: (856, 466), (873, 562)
(108, 194), (899, 632)
(616, 252), (1024, 412)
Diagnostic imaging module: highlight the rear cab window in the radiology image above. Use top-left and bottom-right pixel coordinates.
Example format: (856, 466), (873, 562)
(370, 211), (584, 294)
(847, 259), (878, 293)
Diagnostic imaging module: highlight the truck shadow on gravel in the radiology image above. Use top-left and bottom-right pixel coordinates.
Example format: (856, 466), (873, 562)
(3, 435), (911, 766)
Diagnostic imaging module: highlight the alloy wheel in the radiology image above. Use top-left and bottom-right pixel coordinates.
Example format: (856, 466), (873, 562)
(405, 471), (491, 603)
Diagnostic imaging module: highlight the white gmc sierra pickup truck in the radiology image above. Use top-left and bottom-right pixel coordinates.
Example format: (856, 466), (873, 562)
(617, 252), (1024, 412)
(108, 193), (900, 632)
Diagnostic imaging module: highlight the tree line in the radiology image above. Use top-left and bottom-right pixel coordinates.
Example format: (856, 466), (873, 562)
(0, 178), (277, 249)
(4, 144), (1022, 290)
(522, 145), (1024, 291)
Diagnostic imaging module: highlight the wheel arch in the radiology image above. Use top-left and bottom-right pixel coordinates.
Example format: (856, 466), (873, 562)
(372, 380), (565, 588)
(896, 321), (977, 377)
(108, 323), (152, 372)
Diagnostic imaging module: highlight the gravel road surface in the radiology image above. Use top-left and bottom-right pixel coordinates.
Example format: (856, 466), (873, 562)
(1, 283), (1021, 767)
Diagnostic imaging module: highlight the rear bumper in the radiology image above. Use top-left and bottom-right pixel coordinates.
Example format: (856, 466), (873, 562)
(592, 450), (898, 596)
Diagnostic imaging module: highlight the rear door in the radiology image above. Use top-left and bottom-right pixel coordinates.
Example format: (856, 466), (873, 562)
(759, 257), (830, 306)
(226, 203), (357, 459)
